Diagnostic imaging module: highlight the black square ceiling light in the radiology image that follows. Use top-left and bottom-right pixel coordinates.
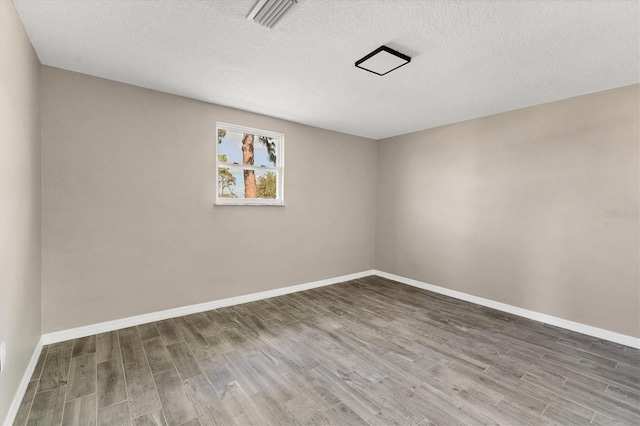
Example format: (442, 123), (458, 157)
(355, 46), (411, 76)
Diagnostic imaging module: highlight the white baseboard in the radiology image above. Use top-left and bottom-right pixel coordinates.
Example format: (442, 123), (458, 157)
(373, 270), (640, 349)
(3, 336), (44, 426)
(42, 268), (640, 349)
(42, 270), (375, 345)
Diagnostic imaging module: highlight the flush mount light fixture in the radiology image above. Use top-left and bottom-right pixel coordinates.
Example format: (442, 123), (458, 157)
(355, 46), (411, 76)
(247, 0), (305, 29)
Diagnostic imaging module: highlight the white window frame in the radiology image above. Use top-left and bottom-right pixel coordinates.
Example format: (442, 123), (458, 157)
(215, 122), (284, 206)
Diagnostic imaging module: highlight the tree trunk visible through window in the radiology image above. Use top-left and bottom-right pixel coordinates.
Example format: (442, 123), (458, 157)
(242, 133), (257, 198)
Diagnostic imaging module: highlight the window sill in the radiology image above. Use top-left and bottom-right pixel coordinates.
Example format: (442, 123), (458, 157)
(214, 203), (285, 206)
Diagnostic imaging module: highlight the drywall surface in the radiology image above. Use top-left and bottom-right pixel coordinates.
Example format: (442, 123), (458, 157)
(0, 0), (42, 421)
(376, 85), (640, 338)
(41, 66), (377, 332)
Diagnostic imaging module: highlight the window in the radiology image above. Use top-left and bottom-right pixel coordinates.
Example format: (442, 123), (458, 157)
(215, 122), (284, 205)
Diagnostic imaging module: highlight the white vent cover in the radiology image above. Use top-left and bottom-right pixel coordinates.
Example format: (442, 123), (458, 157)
(247, 0), (304, 29)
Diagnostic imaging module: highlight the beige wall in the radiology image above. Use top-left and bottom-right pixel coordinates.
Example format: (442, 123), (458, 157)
(376, 85), (640, 338)
(41, 66), (377, 333)
(0, 0), (42, 422)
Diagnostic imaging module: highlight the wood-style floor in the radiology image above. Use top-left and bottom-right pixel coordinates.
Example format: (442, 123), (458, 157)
(14, 276), (640, 425)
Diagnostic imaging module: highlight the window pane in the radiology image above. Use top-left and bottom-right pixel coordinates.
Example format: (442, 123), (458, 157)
(218, 128), (278, 167)
(254, 137), (278, 167)
(255, 170), (278, 199)
(217, 129), (243, 165)
(217, 167), (242, 199)
(218, 168), (278, 200)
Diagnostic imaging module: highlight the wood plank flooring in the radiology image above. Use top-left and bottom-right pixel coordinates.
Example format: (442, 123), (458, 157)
(14, 276), (640, 425)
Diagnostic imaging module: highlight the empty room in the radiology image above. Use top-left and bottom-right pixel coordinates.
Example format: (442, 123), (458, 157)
(1, 0), (639, 425)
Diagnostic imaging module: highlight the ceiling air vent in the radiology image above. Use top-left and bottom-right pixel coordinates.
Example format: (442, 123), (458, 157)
(247, 0), (304, 29)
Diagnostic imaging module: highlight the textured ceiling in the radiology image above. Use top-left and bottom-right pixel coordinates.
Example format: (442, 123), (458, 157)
(13, 0), (640, 140)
